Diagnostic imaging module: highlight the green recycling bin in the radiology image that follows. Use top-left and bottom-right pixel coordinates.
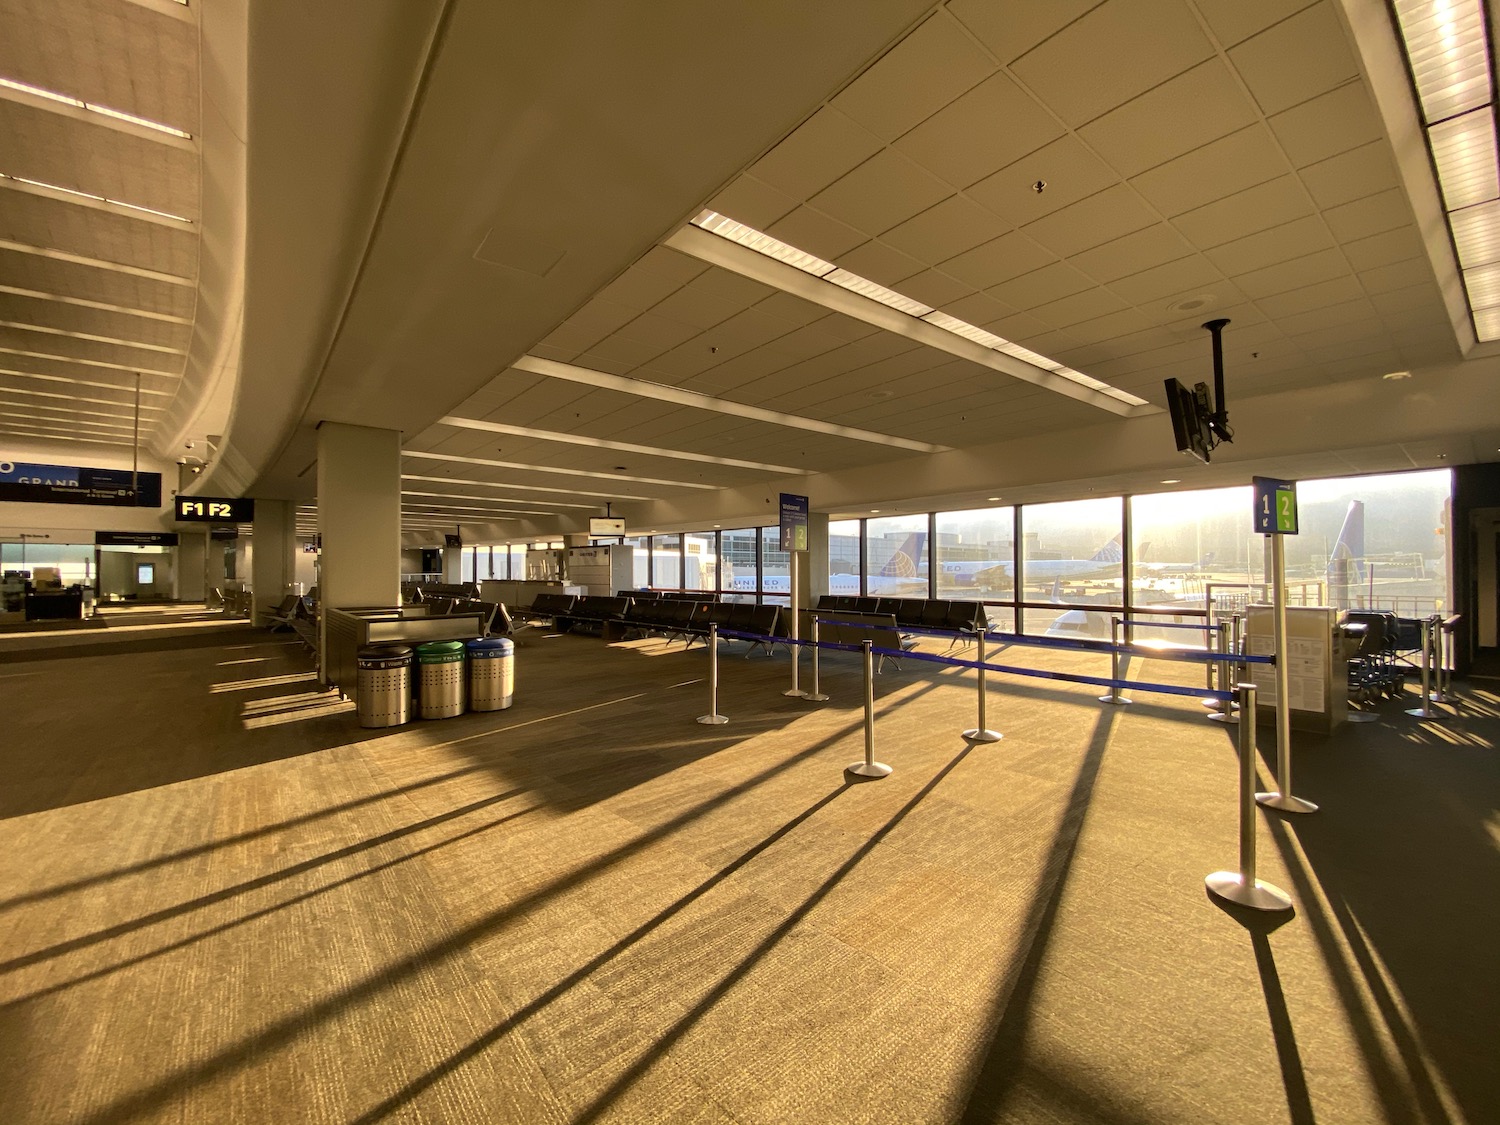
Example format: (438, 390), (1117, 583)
(415, 640), (466, 719)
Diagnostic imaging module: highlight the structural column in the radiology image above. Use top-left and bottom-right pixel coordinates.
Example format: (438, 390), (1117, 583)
(251, 499), (295, 620)
(805, 513), (830, 604)
(317, 423), (402, 676)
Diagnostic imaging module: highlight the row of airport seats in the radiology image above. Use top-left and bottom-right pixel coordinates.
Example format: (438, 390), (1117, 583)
(816, 595), (988, 634)
(419, 595), (514, 638)
(513, 591), (784, 654)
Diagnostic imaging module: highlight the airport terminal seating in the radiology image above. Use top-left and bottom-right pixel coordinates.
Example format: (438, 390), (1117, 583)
(810, 609), (918, 672)
(556, 595), (632, 636)
(515, 592), (578, 626)
(815, 596), (988, 639)
(617, 593), (783, 655)
(263, 594), (304, 631)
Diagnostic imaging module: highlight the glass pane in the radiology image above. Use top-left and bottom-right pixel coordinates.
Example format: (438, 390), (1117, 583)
(935, 507), (1013, 601)
(1298, 470), (1451, 617)
(1020, 497), (1123, 634)
(683, 533), (716, 591)
(720, 528), (758, 596)
(508, 546), (525, 580)
(461, 547), (475, 583)
(828, 520), (861, 595)
(864, 515), (928, 596)
(1131, 485), (1253, 637)
(654, 534), (682, 589)
(760, 527), (789, 598)
(622, 536), (650, 588)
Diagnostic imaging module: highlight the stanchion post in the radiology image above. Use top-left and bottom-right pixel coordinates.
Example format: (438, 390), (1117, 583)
(783, 551), (806, 698)
(1207, 621), (1238, 724)
(846, 639), (891, 778)
(804, 615), (829, 702)
(695, 623), (729, 725)
(1207, 683), (1293, 911)
(1433, 617), (1455, 703)
(1256, 534), (1318, 814)
(1405, 616), (1442, 719)
(962, 627), (1002, 743)
(1099, 615), (1131, 705)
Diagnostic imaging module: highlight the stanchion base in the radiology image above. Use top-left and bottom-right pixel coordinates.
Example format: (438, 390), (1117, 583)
(1206, 711), (1239, 724)
(1255, 792), (1318, 814)
(803, 692), (830, 702)
(1098, 694), (1132, 706)
(1345, 712), (1379, 724)
(1205, 871), (1293, 911)
(962, 728), (1002, 743)
(696, 714), (729, 725)
(1405, 705), (1449, 719)
(783, 688), (808, 698)
(1431, 691), (1457, 704)
(845, 761), (892, 779)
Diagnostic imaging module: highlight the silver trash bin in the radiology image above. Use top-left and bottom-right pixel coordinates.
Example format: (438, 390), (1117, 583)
(466, 637), (514, 711)
(357, 645), (412, 728)
(416, 640), (466, 719)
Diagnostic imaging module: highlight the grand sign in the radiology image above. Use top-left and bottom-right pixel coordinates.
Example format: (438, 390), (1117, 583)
(0, 461), (161, 508)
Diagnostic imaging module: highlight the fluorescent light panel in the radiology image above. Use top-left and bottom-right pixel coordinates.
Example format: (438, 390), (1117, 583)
(0, 172), (192, 225)
(0, 346), (179, 378)
(402, 473), (649, 501)
(403, 449), (718, 490)
(0, 319), (186, 355)
(514, 355), (949, 454)
(0, 284), (192, 324)
(1393, 0), (1490, 122)
(0, 76), (192, 138)
(437, 416), (800, 474)
(0, 369), (171, 398)
(402, 489), (591, 509)
(690, 210), (1149, 407)
(1428, 109), (1499, 209)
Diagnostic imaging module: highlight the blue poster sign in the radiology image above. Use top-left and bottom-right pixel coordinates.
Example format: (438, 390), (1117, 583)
(1252, 476), (1298, 535)
(779, 493), (809, 552)
(0, 459), (160, 507)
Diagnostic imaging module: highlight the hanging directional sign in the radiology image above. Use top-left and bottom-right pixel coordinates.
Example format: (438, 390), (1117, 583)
(175, 495), (254, 522)
(1252, 476), (1298, 535)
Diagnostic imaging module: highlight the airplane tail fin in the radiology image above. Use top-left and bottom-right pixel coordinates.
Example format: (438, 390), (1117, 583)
(878, 530), (926, 577)
(1090, 534), (1123, 564)
(1328, 500), (1366, 583)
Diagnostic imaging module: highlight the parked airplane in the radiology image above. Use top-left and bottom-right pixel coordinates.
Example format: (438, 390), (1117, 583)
(1326, 500), (1366, 608)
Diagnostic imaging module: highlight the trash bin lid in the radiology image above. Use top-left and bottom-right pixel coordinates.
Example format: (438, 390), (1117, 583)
(415, 640), (466, 663)
(466, 637), (513, 656)
(359, 644), (411, 659)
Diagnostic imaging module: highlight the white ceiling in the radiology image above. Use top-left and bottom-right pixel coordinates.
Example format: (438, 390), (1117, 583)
(5, 0), (1497, 539)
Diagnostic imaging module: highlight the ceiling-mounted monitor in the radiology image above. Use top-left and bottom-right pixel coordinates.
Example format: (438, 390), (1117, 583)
(1164, 377), (1213, 463)
(590, 517), (626, 536)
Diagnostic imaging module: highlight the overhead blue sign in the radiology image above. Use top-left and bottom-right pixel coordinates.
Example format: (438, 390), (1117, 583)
(1252, 476), (1298, 535)
(779, 493), (809, 552)
(0, 459), (160, 507)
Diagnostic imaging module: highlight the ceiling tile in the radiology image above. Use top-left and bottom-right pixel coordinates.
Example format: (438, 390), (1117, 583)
(893, 72), (1064, 190)
(687, 267), (778, 306)
(1129, 124), (1288, 216)
(1204, 215), (1334, 276)
(1228, 3), (1358, 117)
(1071, 223), (1194, 284)
(1359, 256), (1438, 294)
(880, 194), (1010, 264)
(1011, 0), (1213, 127)
(810, 149), (955, 238)
(1369, 282), (1445, 319)
(595, 267), (690, 313)
(1021, 184), (1156, 257)
(833, 239), (928, 288)
(706, 175), (800, 231)
(747, 106), (884, 201)
(831, 10), (996, 142)
(1233, 247), (1349, 299)
(1277, 297), (1379, 337)
(1172, 175), (1315, 249)
(646, 287), (742, 332)
(966, 134), (1119, 226)
(1079, 59), (1260, 179)
(1298, 141), (1400, 209)
(765, 206), (867, 261)
(899, 268), (974, 308)
(937, 289), (1016, 327)
(1254, 274), (1365, 317)
(1341, 225), (1425, 272)
(987, 260), (1095, 309)
(947, 0), (1102, 64)
(1267, 81), (1383, 169)
(1193, 0), (1319, 48)
(1107, 254), (1225, 305)
(1028, 287), (1130, 330)
(754, 291), (832, 327)
(1322, 188), (1416, 243)
(938, 229), (1056, 289)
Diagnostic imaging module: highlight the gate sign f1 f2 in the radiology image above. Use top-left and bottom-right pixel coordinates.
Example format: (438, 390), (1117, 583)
(1251, 476), (1298, 535)
(175, 495), (255, 522)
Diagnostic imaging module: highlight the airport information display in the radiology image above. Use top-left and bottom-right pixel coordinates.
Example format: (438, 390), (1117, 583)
(779, 493), (809, 552)
(1252, 476), (1298, 534)
(0, 461), (162, 508)
(175, 495), (255, 522)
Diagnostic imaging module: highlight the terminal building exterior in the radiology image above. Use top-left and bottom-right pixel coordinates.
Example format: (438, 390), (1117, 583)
(1, 2), (1498, 1123)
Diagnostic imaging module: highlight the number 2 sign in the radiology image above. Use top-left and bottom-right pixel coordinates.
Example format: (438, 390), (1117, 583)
(1252, 476), (1298, 535)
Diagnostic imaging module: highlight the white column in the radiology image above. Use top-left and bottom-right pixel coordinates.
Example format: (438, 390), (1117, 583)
(442, 542), (463, 583)
(177, 531), (207, 601)
(251, 499), (295, 619)
(805, 513), (830, 603)
(318, 421), (401, 631)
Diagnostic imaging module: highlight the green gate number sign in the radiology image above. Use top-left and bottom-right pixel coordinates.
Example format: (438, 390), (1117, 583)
(1251, 476), (1298, 535)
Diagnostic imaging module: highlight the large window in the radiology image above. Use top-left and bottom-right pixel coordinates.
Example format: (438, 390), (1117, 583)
(760, 527), (789, 600)
(0, 541), (93, 586)
(654, 533), (683, 589)
(683, 533), (717, 591)
(720, 528), (758, 602)
(935, 506), (1013, 601)
(1130, 486), (1254, 630)
(865, 515), (928, 597)
(828, 520), (861, 595)
(1020, 497), (1123, 635)
(622, 536), (650, 588)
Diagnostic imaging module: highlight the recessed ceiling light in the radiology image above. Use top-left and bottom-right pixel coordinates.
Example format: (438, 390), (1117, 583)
(869, 509), (880, 513)
(868, 390), (894, 399)
(986, 496), (1001, 501)
(0, 76), (192, 138)
(1382, 370), (1413, 380)
(1160, 479), (1181, 484)
(1167, 295), (1216, 314)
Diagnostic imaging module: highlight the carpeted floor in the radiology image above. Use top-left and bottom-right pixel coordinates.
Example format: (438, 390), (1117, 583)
(0, 621), (1495, 1124)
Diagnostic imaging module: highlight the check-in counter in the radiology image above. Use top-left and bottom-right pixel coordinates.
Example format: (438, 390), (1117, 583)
(324, 605), (486, 697)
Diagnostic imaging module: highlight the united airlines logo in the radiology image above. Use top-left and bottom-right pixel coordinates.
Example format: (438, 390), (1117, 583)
(1091, 537), (1123, 564)
(882, 549), (918, 577)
